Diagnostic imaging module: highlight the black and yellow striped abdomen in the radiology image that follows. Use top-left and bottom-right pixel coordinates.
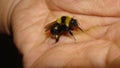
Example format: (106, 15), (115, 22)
(56, 16), (72, 27)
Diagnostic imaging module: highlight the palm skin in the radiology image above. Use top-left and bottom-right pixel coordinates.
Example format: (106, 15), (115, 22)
(12, 0), (120, 68)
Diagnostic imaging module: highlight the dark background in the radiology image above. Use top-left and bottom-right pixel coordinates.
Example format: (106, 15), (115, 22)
(0, 34), (23, 68)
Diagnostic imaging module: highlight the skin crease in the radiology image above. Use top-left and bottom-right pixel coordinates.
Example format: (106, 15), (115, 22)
(1, 0), (119, 68)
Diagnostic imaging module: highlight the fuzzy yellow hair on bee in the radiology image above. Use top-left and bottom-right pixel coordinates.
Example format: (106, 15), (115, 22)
(45, 16), (83, 43)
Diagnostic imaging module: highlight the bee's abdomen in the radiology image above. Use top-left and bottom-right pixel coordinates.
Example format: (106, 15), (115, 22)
(61, 16), (66, 23)
(50, 24), (61, 35)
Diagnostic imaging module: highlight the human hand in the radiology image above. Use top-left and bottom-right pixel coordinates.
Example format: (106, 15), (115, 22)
(10, 0), (120, 68)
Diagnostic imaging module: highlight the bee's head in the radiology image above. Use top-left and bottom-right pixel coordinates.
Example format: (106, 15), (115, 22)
(70, 18), (83, 31)
(70, 19), (78, 27)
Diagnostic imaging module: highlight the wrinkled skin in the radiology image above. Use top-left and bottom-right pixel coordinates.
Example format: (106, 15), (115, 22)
(12, 0), (120, 68)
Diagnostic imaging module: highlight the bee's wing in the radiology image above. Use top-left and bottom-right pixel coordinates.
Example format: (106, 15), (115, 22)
(44, 21), (56, 32)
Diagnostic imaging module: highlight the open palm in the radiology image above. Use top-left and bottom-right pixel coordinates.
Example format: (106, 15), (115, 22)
(12, 0), (120, 68)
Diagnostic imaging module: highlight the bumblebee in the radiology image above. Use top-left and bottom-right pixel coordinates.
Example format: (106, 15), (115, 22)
(45, 16), (83, 43)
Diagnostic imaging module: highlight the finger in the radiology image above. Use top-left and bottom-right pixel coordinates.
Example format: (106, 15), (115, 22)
(49, 0), (120, 17)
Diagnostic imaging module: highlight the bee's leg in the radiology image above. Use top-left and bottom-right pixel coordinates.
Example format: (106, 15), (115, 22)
(78, 26), (84, 32)
(76, 23), (84, 32)
(55, 35), (60, 43)
(68, 31), (76, 40)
